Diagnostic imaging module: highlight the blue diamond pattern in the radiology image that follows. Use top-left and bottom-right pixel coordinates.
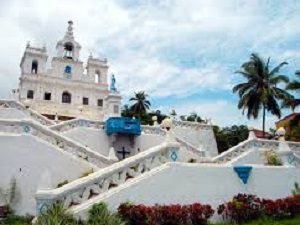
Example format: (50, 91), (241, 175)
(171, 151), (178, 162)
(23, 125), (30, 133)
(288, 155), (296, 164)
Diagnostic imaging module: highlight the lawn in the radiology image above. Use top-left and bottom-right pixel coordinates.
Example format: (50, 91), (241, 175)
(216, 215), (300, 225)
(2, 215), (300, 225)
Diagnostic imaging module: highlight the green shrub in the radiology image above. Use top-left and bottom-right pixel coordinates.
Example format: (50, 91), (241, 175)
(86, 202), (126, 225)
(292, 182), (300, 196)
(263, 149), (282, 166)
(34, 202), (80, 225)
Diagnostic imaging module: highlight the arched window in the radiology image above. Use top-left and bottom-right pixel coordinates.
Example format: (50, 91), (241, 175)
(64, 42), (73, 59)
(31, 60), (38, 74)
(64, 65), (72, 74)
(62, 91), (71, 103)
(94, 70), (101, 83)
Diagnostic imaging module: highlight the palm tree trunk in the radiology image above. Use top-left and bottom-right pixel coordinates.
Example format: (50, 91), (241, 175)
(262, 105), (266, 138)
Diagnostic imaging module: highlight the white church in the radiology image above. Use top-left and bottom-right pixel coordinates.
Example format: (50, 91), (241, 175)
(13, 21), (121, 121)
(0, 21), (300, 221)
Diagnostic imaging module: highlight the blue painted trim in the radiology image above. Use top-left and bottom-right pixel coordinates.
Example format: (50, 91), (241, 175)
(233, 165), (252, 184)
(105, 117), (141, 136)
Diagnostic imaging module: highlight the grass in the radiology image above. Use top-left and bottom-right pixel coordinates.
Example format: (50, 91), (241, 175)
(0, 216), (31, 225)
(1, 215), (300, 225)
(215, 215), (300, 225)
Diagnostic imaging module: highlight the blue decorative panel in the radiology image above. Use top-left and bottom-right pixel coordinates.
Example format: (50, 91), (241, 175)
(170, 150), (178, 162)
(64, 65), (72, 74)
(105, 117), (141, 136)
(288, 154), (296, 164)
(233, 165), (252, 184)
(22, 125), (30, 133)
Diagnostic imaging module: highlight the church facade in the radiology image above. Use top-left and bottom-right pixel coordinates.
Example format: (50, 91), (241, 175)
(15, 21), (121, 121)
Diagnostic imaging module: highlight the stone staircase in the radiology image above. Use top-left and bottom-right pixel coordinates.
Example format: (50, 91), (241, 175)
(35, 141), (180, 215)
(212, 138), (300, 164)
(0, 119), (116, 168)
(0, 100), (55, 126)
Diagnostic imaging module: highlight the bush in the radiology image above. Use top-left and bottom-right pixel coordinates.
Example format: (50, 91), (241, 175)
(263, 149), (282, 166)
(34, 202), (80, 225)
(217, 194), (300, 224)
(217, 194), (263, 224)
(118, 202), (214, 225)
(86, 202), (125, 225)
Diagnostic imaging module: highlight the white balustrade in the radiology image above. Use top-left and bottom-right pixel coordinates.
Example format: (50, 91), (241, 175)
(35, 142), (180, 214)
(0, 100), (55, 126)
(212, 138), (300, 164)
(0, 119), (114, 167)
(50, 118), (105, 132)
(141, 125), (206, 158)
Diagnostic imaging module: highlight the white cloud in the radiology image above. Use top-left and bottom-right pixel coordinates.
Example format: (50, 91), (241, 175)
(0, 0), (298, 127)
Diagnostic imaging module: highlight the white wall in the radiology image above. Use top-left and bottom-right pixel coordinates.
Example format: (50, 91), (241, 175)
(75, 163), (300, 221)
(64, 127), (111, 157)
(173, 126), (218, 157)
(63, 127), (165, 159)
(230, 148), (267, 165)
(0, 134), (94, 216)
(0, 108), (30, 120)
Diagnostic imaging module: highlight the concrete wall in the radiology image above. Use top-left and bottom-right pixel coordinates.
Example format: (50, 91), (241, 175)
(76, 163), (300, 220)
(0, 134), (93, 216)
(64, 127), (111, 157)
(63, 127), (165, 159)
(0, 108), (30, 120)
(173, 126), (218, 157)
(230, 148), (267, 165)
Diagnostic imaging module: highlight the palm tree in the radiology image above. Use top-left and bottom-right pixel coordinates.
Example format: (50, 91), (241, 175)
(129, 91), (151, 118)
(121, 104), (132, 117)
(233, 53), (292, 137)
(285, 70), (300, 110)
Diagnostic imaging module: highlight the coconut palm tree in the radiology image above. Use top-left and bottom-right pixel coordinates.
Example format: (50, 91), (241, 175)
(233, 53), (292, 137)
(129, 91), (151, 118)
(285, 70), (300, 110)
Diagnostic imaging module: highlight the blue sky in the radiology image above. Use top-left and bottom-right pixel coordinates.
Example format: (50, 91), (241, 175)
(0, 0), (299, 129)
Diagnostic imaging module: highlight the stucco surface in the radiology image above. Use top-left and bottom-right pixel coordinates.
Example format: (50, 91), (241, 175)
(63, 127), (165, 158)
(0, 108), (30, 120)
(74, 163), (300, 219)
(0, 134), (93, 215)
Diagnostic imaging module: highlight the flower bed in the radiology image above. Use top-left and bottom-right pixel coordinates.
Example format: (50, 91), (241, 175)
(118, 203), (214, 225)
(218, 194), (300, 224)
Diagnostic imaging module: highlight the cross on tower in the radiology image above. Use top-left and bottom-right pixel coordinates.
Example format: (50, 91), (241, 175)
(117, 147), (131, 159)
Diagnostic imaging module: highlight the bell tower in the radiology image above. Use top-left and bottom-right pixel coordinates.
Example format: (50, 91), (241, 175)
(56, 21), (81, 61)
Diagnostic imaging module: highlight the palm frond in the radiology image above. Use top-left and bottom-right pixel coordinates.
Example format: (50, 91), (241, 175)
(287, 81), (300, 90)
(269, 61), (288, 76)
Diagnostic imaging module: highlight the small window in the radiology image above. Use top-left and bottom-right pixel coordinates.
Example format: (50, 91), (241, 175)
(114, 105), (119, 114)
(31, 60), (38, 74)
(44, 92), (51, 100)
(64, 65), (72, 74)
(62, 91), (71, 103)
(83, 97), (89, 105)
(97, 99), (103, 107)
(27, 90), (34, 99)
(95, 70), (101, 83)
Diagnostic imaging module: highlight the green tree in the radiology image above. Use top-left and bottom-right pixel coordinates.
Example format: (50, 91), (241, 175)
(129, 91), (151, 119)
(121, 104), (133, 118)
(186, 112), (204, 123)
(285, 70), (300, 110)
(213, 125), (249, 153)
(233, 53), (292, 137)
